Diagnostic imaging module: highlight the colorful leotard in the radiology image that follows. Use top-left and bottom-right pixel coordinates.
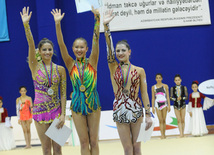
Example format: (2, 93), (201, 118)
(154, 85), (167, 110)
(33, 62), (61, 123)
(113, 66), (143, 124)
(70, 59), (101, 115)
(19, 99), (32, 121)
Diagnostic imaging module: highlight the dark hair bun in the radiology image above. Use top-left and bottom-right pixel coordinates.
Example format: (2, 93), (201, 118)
(192, 80), (199, 86)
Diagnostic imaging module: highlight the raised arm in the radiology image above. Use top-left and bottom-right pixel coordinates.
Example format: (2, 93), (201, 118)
(88, 7), (100, 69)
(20, 7), (37, 72)
(103, 10), (118, 74)
(139, 68), (152, 130)
(56, 66), (67, 129)
(51, 9), (74, 72)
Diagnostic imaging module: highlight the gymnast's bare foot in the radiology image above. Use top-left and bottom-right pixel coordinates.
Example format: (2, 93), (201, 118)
(177, 135), (184, 138)
(24, 145), (31, 149)
(161, 135), (166, 139)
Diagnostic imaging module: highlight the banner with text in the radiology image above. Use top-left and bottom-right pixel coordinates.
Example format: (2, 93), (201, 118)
(100, 0), (211, 32)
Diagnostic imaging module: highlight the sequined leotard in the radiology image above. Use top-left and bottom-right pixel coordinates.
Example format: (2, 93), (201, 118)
(33, 62), (61, 123)
(70, 59), (101, 115)
(113, 66), (143, 123)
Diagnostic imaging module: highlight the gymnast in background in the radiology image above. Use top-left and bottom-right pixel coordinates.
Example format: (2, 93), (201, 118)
(152, 73), (171, 139)
(16, 86), (33, 148)
(170, 74), (188, 138)
(187, 81), (214, 136)
(0, 96), (16, 151)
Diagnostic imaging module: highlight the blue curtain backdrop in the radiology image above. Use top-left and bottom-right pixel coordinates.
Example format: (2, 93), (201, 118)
(0, 0), (9, 42)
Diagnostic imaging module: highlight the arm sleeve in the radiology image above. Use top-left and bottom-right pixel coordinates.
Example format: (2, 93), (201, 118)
(4, 108), (8, 117)
(189, 94), (192, 102)
(187, 94), (193, 112)
(187, 102), (192, 113)
(200, 93), (206, 99)
(203, 97), (214, 110)
(170, 87), (176, 101)
(183, 86), (188, 100)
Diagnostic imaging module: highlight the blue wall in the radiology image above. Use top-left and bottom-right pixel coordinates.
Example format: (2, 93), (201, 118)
(0, 0), (213, 124)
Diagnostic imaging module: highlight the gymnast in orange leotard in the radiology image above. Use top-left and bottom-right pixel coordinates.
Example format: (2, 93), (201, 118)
(16, 86), (33, 149)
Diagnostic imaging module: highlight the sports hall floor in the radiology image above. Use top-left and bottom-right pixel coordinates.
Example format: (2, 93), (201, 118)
(1, 133), (214, 155)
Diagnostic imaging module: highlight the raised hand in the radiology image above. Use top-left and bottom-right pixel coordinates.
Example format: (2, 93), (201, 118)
(20, 7), (32, 24)
(91, 6), (100, 15)
(51, 9), (65, 23)
(103, 10), (115, 25)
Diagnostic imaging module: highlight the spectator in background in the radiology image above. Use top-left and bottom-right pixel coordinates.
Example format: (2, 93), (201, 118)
(0, 96), (16, 151)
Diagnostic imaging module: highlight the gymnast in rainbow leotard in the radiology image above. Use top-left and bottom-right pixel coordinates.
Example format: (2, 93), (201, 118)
(52, 7), (101, 154)
(70, 58), (100, 115)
